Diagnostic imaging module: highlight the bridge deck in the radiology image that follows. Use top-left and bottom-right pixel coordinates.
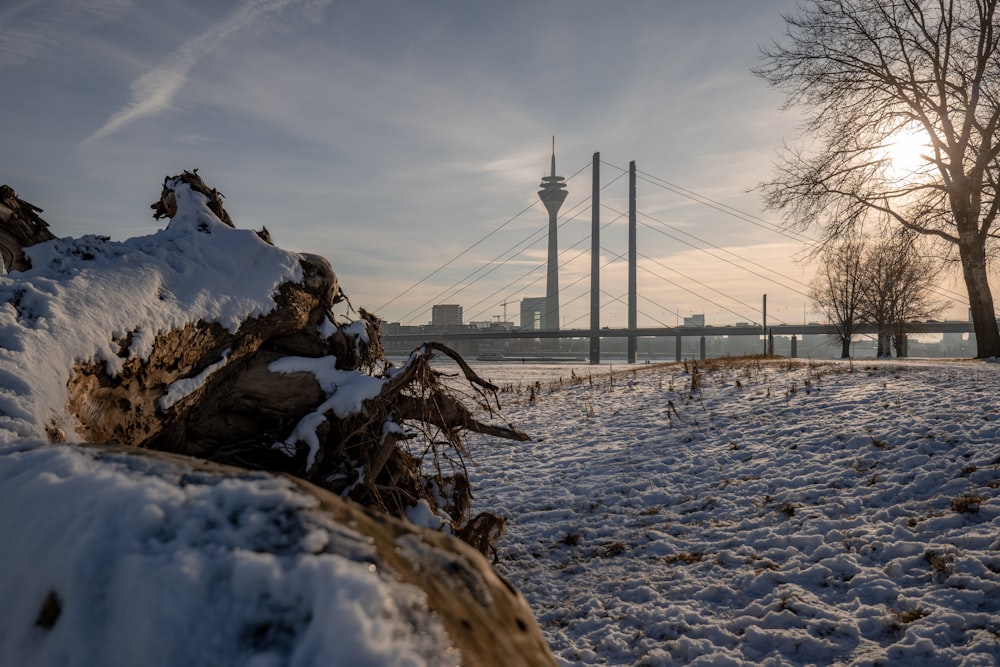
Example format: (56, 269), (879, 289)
(384, 321), (974, 342)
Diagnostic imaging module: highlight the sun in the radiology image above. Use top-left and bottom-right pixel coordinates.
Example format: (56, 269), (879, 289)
(880, 125), (934, 183)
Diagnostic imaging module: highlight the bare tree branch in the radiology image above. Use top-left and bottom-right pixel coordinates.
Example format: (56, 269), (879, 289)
(756, 0), (1000, 356)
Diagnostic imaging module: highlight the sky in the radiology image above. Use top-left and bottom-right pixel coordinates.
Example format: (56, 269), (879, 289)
(0, 0), (974, 328)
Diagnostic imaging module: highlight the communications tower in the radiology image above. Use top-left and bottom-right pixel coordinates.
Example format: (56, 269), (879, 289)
(538, 138), (568, 330)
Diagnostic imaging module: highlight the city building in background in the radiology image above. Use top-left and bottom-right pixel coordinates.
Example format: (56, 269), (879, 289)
(519, 297), (547, 331)
(431, 304), (463, 328)
(683, 314), (705, 327)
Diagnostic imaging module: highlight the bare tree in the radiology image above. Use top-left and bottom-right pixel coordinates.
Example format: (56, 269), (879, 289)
(811, 239), (866, 357)
(860, 242), (896, 358)
(756, 0), (1000, 357)
(861, 232), (947, 357)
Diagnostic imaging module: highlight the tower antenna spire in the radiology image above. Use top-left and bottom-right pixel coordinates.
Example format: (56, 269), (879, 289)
(551, 136), (556, 176)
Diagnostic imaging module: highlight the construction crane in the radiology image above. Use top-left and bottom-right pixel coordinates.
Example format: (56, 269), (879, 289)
(499, 299), (513, 326)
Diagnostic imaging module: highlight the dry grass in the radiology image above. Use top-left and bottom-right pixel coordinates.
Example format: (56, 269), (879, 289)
(891, 606), (930, 624)
(660, 552), (705, 565)
(924, 549), (956, 575)
(949, 493), (986, 513)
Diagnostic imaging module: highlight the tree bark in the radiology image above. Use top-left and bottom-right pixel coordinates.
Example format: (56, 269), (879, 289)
(958, 232), (1000, 358)
(839, 336), (851, 359)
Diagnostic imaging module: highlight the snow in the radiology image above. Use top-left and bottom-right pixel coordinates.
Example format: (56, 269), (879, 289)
(464, 359), (1000, 665)
(0, 445), (456, 667)
(0, 179), (460, 666)
(268, 356), (385, 418)
(158, 347), (232, 410)
(0, 176), (301, 444)
(1, 177), (999, 664)
(268, 355), (387, 469)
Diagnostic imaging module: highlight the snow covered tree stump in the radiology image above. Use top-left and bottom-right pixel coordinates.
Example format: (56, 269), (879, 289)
(0, 173), (550, 666)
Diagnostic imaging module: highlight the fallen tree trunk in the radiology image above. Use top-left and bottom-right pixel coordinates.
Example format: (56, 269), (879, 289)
(0, 171), (555, 666)
(0, 184), (57, 271)
(59, 172), (527, 554)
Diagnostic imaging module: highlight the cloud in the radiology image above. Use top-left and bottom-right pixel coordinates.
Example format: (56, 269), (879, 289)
(81, 0), (332, 145)
(0, 0), (132, 69)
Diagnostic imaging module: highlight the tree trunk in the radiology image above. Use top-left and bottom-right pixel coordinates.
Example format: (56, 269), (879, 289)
(893, 332), (908, 358)
(840, 336), (851, 358)
(958, 233), (1000, 358)
(877, 331), (894, 358)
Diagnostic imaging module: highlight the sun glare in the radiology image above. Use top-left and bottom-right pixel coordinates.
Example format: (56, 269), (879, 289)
(881, 126), (933, 182)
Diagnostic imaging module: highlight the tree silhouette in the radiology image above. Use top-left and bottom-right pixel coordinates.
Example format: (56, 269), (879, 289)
(860, 233), (946, 357)
(756, 0), (1000, 357)
(811, 234), (946, 357)
(810, 239), (866, 358)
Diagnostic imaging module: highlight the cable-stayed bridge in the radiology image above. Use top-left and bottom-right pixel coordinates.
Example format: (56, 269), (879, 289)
(380, 151), (975, 363)
(384, 321), (975, 363)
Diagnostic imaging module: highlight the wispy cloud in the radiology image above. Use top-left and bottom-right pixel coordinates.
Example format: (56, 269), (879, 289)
(81, 0), (331, 146)
(0, 0), (131, 68)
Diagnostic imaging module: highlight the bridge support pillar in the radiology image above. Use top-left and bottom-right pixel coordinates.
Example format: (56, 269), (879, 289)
(791, 335), (797, 358)
(589, 152), (600, 366)
(627, 160), (637, 365)
(699, 336), (706, 360)
(675, 334), (682, 362)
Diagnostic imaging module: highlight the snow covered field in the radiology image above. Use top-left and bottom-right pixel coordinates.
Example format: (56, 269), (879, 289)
(1, 180), (998, 665)
(465, 358), (1000, 666)
(25, 178), (1000, 664)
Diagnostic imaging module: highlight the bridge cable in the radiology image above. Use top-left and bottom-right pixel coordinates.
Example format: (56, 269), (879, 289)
(401, 170), (627, 325)
(619, 161), (976, 310)
(377, 160), (591, 313)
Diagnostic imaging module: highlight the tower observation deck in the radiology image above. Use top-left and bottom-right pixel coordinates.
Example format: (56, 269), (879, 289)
(538, 138), (568, 330)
